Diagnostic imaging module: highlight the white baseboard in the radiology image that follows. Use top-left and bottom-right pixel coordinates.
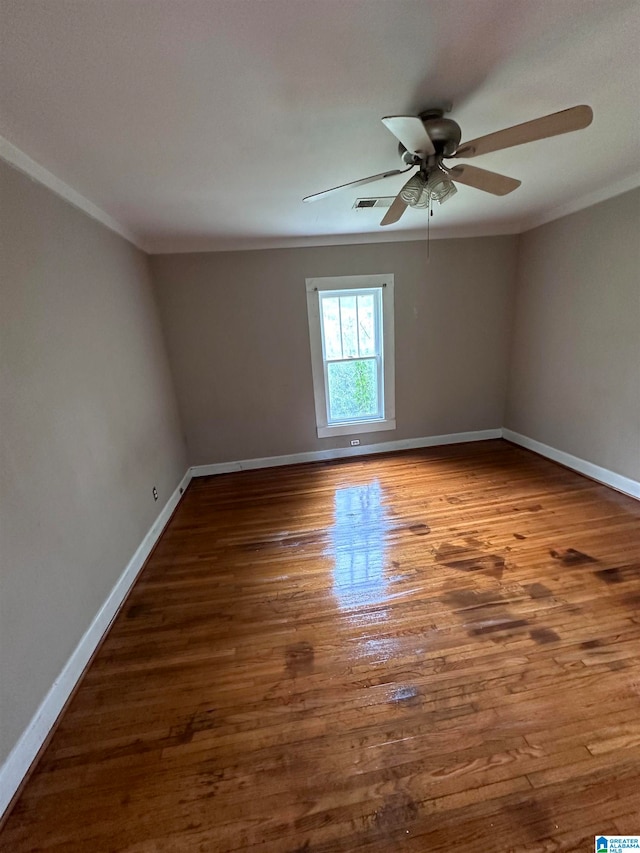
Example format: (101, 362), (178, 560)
(0, 468), (192, 821)
(502, 429), (640, 500)
(190, 429), (503, 477)
(5, 426), (634, 820)
(191, 429), (639, 500)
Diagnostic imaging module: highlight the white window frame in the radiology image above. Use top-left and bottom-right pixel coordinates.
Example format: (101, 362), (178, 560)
(306, 274), (396, 438)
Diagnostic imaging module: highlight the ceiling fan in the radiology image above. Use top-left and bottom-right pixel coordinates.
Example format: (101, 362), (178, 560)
(302, 105), (593, 226)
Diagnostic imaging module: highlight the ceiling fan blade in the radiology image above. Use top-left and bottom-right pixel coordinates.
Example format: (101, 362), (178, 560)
(454, 105), (593, 159)
(380, 172), (420, 225)
(303, 167), (412, 203)
(381, 116), (436, 157)
(380, 193), (408, 226)
(447, 164), (521, 195)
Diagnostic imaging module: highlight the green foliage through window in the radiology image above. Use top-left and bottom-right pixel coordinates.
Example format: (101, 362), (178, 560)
(327, 359), (378, 421)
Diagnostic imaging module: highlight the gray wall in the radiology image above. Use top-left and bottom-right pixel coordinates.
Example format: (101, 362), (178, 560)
(2, 151), (636, 783)
(0, 161), (187, 766)
(505, 188), (640, 481)
(150, 237), (518, 465)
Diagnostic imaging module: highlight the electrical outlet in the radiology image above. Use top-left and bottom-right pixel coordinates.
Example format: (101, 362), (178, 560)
(350, 439), (360, 446)
(152, 486), (158, 501)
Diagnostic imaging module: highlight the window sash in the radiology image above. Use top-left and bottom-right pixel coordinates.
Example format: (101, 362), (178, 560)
(323, 355), (383, 424)
(319, 288), (383, 425)
(305, 274), (395, 439)
(318, 288), (381, 362)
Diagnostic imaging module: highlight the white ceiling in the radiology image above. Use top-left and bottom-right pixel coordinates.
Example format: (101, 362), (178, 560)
(1, 0), (639, 253)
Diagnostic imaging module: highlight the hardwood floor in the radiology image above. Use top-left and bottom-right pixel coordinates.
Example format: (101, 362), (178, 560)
(2, 439), (640, 852)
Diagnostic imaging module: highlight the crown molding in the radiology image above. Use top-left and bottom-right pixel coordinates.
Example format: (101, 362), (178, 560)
(0, 137), (517, 254)
(0, 135), (147, 252)
(4, 131), (636, 256)
(145, 221), (520, 255)
(520, 170), (640, 233)
(0, 139), (518, 255)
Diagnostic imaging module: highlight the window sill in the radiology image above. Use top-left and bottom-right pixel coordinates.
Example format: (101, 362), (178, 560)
(317, 418), (396, 439)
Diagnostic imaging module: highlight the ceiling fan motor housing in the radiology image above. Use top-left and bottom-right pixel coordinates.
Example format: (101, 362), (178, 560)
(420, 113), (462, 157)
(397, 113), (462, 163)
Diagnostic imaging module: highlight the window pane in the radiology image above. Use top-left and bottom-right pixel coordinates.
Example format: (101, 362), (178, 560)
(357, 293), (376, 356)
(321, 297), (342, 359)
(339, 296), (358, 358)
(327, 358), (379, 422)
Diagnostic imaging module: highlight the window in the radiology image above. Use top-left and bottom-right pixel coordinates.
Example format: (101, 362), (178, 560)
(306, 274), (396, 438)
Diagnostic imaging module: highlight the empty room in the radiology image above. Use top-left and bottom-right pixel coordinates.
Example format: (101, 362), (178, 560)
(1, 1), (639, 850)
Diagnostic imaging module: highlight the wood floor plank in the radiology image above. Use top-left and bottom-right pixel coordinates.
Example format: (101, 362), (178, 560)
(2, 439), (639, 851)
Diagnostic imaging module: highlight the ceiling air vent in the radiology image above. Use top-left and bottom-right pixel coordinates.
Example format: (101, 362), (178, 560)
(353, 197), (395, 210)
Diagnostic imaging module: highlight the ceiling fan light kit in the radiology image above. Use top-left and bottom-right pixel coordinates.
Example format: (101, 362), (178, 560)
(425, 169), (457, 205)
(399, 173), (426, 205)
(398, 171), (457, 209)
(303, 104), (593, 229)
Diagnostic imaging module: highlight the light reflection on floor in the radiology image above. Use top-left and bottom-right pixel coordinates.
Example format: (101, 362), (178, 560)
(329, 480), (391, 615)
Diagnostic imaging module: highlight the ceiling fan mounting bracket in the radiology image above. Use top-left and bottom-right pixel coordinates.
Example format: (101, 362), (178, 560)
(418, 108), (445, 121)
(418, 101), (453, 119)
